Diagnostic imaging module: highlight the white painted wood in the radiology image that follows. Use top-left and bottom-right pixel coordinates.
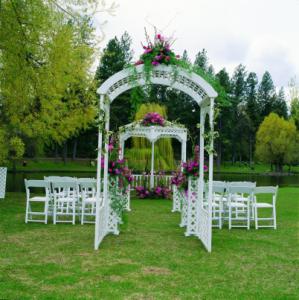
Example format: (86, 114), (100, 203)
(0, 167), (7, 199)
(97, 65), (218, 104)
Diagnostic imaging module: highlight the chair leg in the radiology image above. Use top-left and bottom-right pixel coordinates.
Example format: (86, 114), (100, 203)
(255, 206), (258, 229)
(25, 199), (30, 223)
(247, 204), (250, 230)
(53, 201), (57, 224)
(72, 200), (76, 225)
(273, 206), (277, 229)
(81, 202), (85, 225)
(44, 201), (48, 224)
(228, 206), (232, 229)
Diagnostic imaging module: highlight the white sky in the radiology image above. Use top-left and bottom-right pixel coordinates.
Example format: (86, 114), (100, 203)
(95, 0), (299, 89)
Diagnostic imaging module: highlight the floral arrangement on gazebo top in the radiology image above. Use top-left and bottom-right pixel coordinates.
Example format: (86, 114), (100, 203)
(135, 31), (180, 67)
(141, 112), (165, 126)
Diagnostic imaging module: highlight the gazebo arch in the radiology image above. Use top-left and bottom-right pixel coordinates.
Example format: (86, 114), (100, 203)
(119, 121), (188, 189)
(95, 65), (217, 252)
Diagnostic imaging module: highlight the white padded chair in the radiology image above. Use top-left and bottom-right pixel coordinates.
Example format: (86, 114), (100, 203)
(211, 182), (226, 229)
(227, 185), (254, 230)
(52, 181), (78, 225)
(79, 179), (97, 224)
(253, 186), (278, 229)
(25, 179), (51, 224)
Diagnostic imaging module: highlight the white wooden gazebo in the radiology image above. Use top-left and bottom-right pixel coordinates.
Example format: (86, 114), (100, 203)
(118, 122), (187, 189)
(95, 65), (217, 252)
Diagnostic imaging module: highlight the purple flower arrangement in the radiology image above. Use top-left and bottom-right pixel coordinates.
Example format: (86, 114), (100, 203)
(135, 186), (151, 198)
(182, 145), (208, 177)
(141, 112), (165, 126)
(135, 32), (180, 67)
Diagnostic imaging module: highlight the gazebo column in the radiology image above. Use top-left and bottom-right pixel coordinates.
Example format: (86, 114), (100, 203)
(119, 138), (125, 160)
(150, 141), (155, 189)
(181, 139), (187, 171)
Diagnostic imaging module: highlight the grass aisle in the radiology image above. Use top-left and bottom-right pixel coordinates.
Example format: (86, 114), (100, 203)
(0, 190), (298, 299)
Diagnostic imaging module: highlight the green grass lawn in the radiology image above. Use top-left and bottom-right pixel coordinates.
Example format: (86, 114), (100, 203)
(1, 189), (298, 299)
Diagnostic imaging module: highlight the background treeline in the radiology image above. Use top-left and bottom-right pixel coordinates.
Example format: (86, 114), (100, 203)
(45, 32), (299, 170)
(1, 6), (299, 172)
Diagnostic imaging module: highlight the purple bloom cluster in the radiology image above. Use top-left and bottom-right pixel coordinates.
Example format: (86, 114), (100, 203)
(141, 112), (165, 126)
(171, 171), (185, 186)
(135, 186), (150, 198)
(134, 32), (179, 67)
(154, 186), (171, 199)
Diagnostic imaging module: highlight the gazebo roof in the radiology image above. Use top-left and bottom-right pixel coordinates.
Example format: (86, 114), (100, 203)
(119, 121), (187, 143)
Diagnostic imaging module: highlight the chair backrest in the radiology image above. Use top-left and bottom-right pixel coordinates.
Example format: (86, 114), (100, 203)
(44, 176), (77, 182)
(79, 181), (97, 198)
(227, 185), (255, 195)
(52, 181), (78, 189)
(254, 186), (278, 195)
(77, 178), (96, 184)
(227, 181), (256, 188)
(25, 179), (51, 189)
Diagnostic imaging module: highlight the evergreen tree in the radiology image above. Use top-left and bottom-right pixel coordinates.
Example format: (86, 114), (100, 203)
(272, 88), (288, 119)
(258, 71), (275, 118)
(230, 64), (247, 163)
(194, 49), (208, 72)
(181, 50), (191, 64)
(245, 72), (259, 165)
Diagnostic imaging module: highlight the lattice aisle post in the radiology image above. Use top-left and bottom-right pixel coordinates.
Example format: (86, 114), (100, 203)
(207, 98), (215, 252)
(95, 95), (104, 249)
(185, 177), (199, 236)
(172, 185), (181, 212)
(0, 167), (7, 199)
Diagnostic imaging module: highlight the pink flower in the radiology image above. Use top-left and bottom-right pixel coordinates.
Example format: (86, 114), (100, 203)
(165, 56), (170, 61)
(152, 61), (159, 66)
(135, 60), (144, 66)
(176, 55), (180, 59)
(144, 48), (153, 54)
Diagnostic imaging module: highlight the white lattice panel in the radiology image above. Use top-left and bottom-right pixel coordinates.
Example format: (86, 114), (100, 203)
(180, 190), (188, 227)
(172, 185), (181, 212)
(185, 178), (199, 236)
(0, 167), (7, 199)
(198, 207), (211, 252)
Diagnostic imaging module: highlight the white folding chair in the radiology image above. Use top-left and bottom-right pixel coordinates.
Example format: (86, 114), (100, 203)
(25, 179), (51, 224)
(253, 186), (278, 229)
(52, 181), (78, 225)
(79, 180), (97, 224)
(227, 182), (256, 218)
(227, 186), (254, 230)
(204, 181), (226, 229)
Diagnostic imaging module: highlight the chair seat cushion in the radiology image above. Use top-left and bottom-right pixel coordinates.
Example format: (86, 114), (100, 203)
(30, 196), (48, 202)
(254, 202), (273, 208)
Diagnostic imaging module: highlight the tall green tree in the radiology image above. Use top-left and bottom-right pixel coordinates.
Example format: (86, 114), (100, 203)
(256, 113), (298, 172)
(272, 88), (288, 119)
(230, 64), (247, 162)
(257, 71), (275, 118)
(0, 0), (98, 165)
(194, 48), (208, 72)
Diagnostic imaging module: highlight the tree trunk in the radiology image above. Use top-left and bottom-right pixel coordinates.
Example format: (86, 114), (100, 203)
(72, 139), (77, 160)
(63, 141), (68, 164)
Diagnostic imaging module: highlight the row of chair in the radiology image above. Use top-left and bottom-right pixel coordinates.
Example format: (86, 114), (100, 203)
(204, 181), (278, 230)
(25, 177), (97, 225)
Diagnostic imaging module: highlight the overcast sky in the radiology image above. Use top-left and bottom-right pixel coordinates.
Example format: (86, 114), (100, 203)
(96, 0), (299, 89)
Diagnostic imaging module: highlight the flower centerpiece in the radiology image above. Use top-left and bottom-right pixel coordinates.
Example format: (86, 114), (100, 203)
(135, 31), (180, 67)
(141, 112), (165, 126)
